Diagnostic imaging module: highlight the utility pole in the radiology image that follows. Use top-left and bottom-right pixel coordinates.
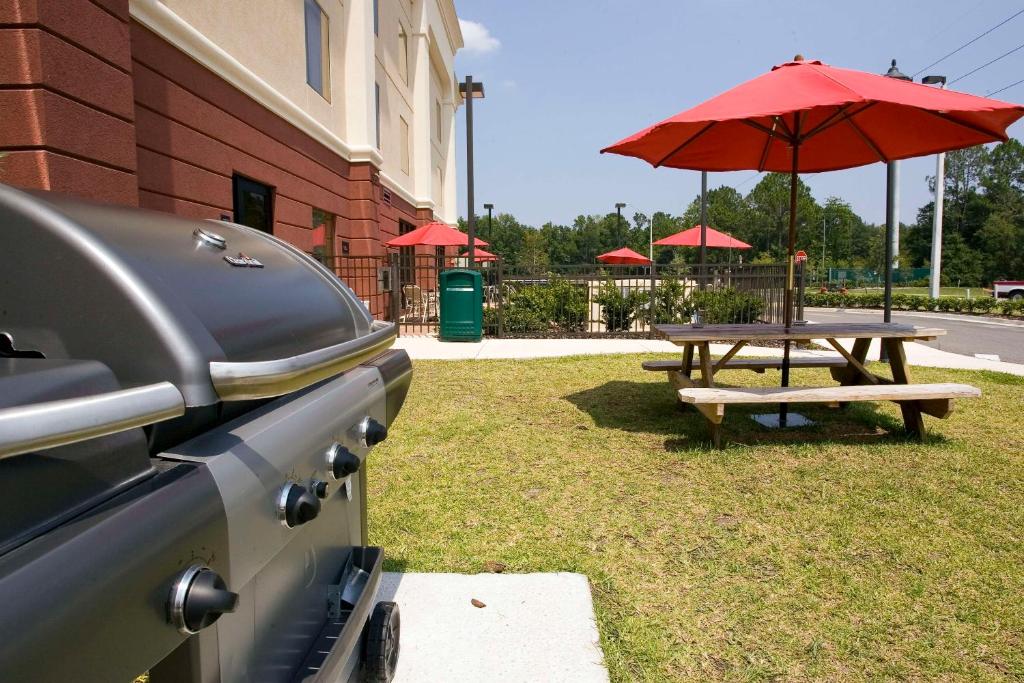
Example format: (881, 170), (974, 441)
(922, 75), (947, 299)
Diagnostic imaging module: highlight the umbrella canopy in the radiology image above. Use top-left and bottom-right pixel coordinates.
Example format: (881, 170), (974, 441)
(602, 57), (1023, 424)
(385, 221), (489, 248)
(601, 59), (1024, 172)
(655, 225), (752, 249)
(597, 247), (652, 265)
(461, 247), (499, 262)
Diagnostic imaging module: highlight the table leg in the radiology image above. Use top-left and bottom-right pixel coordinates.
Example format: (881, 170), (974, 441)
(698, 342), (714, 388)
(681, 343), (694, 379)
(831, 337), (873, 387)
(884, 338), (925, 438)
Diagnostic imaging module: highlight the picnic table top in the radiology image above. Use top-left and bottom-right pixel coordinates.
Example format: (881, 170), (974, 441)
(653, 322), (946, 343)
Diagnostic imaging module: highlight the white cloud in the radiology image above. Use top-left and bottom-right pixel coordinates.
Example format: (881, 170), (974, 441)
(459, 19), (500, 54)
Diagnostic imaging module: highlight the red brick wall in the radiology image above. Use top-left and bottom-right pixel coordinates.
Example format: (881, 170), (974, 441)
(0, 0), (138, 204)
(128, 22), (423, 257)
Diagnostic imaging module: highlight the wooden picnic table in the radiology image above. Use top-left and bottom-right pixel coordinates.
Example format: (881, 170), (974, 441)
(651, 322), (949, 438)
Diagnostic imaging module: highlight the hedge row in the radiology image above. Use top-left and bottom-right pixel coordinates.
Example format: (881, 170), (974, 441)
(804, 291), (1024, 316)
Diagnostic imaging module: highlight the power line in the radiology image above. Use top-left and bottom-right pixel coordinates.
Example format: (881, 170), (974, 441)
(911, 7), (1024, 77)
(986, 76), (1024, 96)
(949, 41), (1024, 84)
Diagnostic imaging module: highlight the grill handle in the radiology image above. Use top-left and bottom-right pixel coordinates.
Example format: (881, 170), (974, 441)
(209, 320), (397, 401)
(0, 382), (185, 459)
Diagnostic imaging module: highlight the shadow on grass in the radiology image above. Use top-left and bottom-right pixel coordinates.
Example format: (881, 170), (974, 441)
(564, 379), (951, 450)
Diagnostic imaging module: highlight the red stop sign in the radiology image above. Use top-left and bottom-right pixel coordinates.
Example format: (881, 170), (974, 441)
(795, 250), (807, 262)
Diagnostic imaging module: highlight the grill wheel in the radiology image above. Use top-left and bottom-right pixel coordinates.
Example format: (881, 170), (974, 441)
(363, 601), (400, 682)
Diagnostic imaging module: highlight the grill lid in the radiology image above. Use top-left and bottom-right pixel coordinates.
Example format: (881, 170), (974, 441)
(0, 185), (395, 406)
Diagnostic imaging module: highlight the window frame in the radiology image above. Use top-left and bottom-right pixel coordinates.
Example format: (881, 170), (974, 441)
(399, 115), (411, 175)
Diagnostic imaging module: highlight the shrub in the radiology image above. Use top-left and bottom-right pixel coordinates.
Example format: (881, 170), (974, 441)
(936, 297), (958, 312)
(686, 288), (766, 324)
(595, 280), (643, 332)
(640, 278), (689, 325)
(496, 275), (589, 334)
(972, 297), (997, 314)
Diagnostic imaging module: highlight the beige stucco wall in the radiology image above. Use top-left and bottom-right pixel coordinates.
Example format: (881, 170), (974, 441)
(148, 0), (461, 221)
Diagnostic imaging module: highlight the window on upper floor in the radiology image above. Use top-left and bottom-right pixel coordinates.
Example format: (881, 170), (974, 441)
(398, 25), (409, 84)
(399, 116), (410, 175)
(375, 82), (381, 149)
(304, 0), (330, 99)
(373, 0), (379, 36)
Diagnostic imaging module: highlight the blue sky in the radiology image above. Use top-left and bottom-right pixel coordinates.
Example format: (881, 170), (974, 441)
(452, 0), (1024, 229)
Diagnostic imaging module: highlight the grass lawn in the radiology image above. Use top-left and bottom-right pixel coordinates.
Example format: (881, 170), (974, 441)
(847, 286), (982, 298)
(369, 355), (1024, 681)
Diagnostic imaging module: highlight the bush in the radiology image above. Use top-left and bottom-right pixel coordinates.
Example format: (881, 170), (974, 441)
(1000, 299), (1024, 316)
(595, 280), (643, 332)
(686, 288), (766, 324)
(972, 297), (997, 314)
(496, 275), (589, 334)
(639, 278), (689, 325)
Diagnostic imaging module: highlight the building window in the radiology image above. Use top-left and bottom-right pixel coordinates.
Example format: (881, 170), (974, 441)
(311, 208), (334, 266)
(435, 100), (442, 141)
(398, 25), (409, 84)
(399, 116), (410, 175)
(232, 175), (274, 234)
(304, 0), (330, 99)
(373, 0), (379, 36)
(374, 82), (381, 149)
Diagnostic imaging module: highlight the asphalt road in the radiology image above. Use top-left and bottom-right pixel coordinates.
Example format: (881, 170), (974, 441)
(804, 307), (1024, 364)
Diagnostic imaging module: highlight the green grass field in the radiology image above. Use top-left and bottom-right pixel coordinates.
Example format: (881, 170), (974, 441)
(369, 356), (1024, 681)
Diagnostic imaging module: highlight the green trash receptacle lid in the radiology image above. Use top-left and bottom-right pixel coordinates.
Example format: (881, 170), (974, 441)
(439, 268), (483, 342)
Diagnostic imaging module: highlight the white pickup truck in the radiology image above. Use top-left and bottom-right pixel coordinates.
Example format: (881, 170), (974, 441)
(993, 281), (1024, 300)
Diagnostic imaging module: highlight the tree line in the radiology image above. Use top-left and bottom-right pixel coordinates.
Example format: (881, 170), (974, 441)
(460, 139), (1023, 286)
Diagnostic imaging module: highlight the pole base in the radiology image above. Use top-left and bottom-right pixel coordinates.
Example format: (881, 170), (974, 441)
(751, 413), (814, 429)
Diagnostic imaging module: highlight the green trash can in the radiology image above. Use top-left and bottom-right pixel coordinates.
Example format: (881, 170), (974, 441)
(439, 268), (483, 341)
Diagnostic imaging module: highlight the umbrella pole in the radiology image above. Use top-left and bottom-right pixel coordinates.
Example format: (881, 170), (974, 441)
(780, 141), (800, 427)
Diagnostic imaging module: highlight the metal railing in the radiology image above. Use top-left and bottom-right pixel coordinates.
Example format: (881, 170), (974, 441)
(324, 255), (790, 338)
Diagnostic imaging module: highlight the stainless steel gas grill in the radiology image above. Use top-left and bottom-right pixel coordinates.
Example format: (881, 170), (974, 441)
(0, 185), (411, 683)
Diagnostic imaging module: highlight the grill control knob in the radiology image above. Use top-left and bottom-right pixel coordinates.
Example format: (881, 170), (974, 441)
(327, 444), (361, 480)
(278, 483), (321, 528)
(359, 417), (388, 448)
(312, 480), (330, 499)
(169, 565), (238, 635)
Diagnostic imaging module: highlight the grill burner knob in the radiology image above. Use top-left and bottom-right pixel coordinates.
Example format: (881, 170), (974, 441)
(169, 565), (238, 635)
(278, 483), (321, 528)
(327, 444), (361, 480)
(312, 479), (330, 499)
(360, 417), (388, 448)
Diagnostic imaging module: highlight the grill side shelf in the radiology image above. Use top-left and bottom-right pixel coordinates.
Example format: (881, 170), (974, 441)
(209, 321), (397, 401)
(0, 382), (185, 459)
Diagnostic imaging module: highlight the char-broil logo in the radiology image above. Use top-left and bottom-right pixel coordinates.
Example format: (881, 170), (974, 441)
(224, 252), (264, 268)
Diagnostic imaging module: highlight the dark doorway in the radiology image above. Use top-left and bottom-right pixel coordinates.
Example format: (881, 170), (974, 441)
(232, 175), (274, 233)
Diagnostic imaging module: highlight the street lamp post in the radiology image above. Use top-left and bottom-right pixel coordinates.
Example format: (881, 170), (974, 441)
(881, 59), (911, 361)
(615, 202), (626, 248)
(922, 75), (947, 299)
(459, 76), (485, 264)
(483, 203), (494, 240)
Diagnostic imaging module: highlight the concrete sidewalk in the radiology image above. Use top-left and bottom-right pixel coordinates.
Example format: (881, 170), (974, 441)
(393, 335), (1024, 375)
(379, 572), (608, 682)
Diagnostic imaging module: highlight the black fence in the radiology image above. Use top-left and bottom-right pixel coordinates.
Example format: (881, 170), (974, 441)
(325, 255), (791, 338)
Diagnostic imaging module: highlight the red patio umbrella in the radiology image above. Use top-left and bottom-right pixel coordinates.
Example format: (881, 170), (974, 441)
(385, 221), (489, 248)
(602, 56), (1023, 423)
(597, 247), (652, 265)
(655, 225), (752, 249)
(461, 247), (499, 262)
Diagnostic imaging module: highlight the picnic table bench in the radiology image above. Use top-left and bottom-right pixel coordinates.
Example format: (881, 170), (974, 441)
(649, 322), (980, 447)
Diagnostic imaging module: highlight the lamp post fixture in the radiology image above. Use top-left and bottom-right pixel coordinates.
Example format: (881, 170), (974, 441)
(483, 203), (494, 240)
(459, 76), (485, 264)
(880, 59), (910, 361)
(615, 202), (626, 257)
(922, 75), (947, 299)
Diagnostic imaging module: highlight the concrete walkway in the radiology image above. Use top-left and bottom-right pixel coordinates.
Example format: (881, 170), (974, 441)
(393, 335), (1024, 375)
(378, 572), (608, 683)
